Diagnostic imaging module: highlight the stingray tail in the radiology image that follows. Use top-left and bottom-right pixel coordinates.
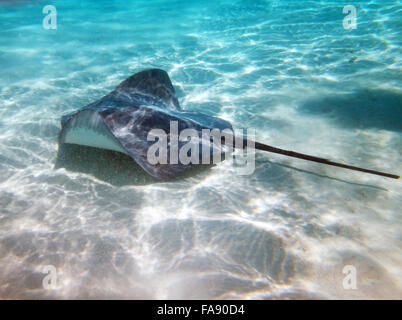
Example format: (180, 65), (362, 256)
(233, 137), (399, 179)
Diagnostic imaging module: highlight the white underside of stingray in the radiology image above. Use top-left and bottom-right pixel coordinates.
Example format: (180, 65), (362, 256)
(61, 110), (128, 155)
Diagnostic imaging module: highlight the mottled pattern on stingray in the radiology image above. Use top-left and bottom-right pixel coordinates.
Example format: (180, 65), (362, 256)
(59, 69), (233, 179)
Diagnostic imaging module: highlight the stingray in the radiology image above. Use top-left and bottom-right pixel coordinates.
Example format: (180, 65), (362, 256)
(58, 69), (399, 180)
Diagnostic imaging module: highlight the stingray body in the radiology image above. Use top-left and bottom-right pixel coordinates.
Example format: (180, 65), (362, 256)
(59, 69), (399, 181)
(59, 69), (232, 179)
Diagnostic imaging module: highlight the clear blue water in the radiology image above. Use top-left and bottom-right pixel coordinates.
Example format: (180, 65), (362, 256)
(0, 0), (401, 299)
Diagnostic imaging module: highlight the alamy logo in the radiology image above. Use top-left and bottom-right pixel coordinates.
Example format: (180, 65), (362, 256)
(343, 5), (357, 30)
(146, 121), (255, 175)
(342, 265), (357, 290)
(42, 265), (57, 290)
(42, 5), (57, 30)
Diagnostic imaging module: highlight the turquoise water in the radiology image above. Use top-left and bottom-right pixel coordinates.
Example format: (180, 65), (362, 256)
(0, 0), (401, 299)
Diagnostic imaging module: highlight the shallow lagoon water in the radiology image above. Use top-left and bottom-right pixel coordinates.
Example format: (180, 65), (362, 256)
(0, 0), (401, 299)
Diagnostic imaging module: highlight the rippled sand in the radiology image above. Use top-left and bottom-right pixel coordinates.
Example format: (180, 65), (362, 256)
(0, 0), (401, 299)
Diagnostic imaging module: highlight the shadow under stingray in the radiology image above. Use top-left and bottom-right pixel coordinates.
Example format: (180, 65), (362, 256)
(55, 143), (390, 189)
(299, 88), (402, 132)
(276, 162), (388, 191)
(55, 143), (214, 186)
